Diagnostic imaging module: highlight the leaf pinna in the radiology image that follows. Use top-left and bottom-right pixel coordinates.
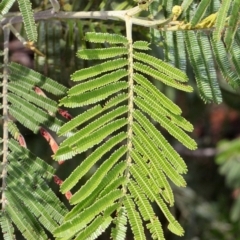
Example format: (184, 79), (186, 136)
(1, 1), (240, 239)
(54, 32), (197, 239)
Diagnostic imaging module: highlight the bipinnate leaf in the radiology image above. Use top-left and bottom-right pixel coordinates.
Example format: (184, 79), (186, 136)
(55, 32), (196, 239)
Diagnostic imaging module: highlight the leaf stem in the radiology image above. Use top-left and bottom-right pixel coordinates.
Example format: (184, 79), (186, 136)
(124, 16), (134, 193)
(1, 26), (10, 210)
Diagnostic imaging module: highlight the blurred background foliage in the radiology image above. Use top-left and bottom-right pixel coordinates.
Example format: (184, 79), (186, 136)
(2, 0), (240, 239)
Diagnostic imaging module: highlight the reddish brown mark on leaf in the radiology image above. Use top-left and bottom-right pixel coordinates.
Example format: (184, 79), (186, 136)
(34, 86), (73, 121)
(40, 127), (64, 164)
(18, 135), (27, 148)
(53, 175), (63, 185)
(58, 108), (73, 120)
(65, 191), (72, 200)
(53, 175), (72, 200)
(34, 86), (47, 97)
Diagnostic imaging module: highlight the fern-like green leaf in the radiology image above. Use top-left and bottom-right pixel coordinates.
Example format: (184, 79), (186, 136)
(130, 147), (174, 205)
(17, 0), (37, 42)
(224, 0), (240, 50)
(58, 105), (102, 136)
(162, 31), (187, 73)
(9, 105), (40, 133)
(60, 81), (128, 107)
(134, 85), (193, 132)
(129, 181), (165, 240)
(67, 69), (127, 96)
(124, 196), (146, 240)
(0, 0), (15, 15)
(60, 106), (127, 148)
(8, 82), (58, 113)
(132, 123), (186, 188)
(130, 165), (184, 236)
(134, 52), (188, 82)
(75, 215), (113, 240)
(197, 32), (222, 103)
(181, 0), (194, 12)
(101, 174), (127, 196)
(190, 0), (211, 26)
(208, 0), (221, 13)
(6, 191), (47, 240)
(149, 1), (162, 43)
(56, 32), (196, 240)
(7, 174), (58, 233)
(3, 136), (68, 239)
(64, 162), (126, 222)
(161, 0), (175, 15)
(7, 161), (66, 228)
(213, 0), (231, 41)
(77, 47), (127, 59)
(135, 97), (197, 150)
(70, 146), (127, 205)
(84, 32), (128, 44)
(111, 207), (128, 240)
(0, 213), (15, 240)
(54, 190), (123, 238)
(175, 31), (187, 72)
(134, 110), (187, 174)
(67, 167), (127, 226)
(230, 41), (240, 79)
(71, 58), (128, 81)
(58, 93), (127, 136)
(185, 31), (222, 103)
(134, 62), (193, 92)
(9, 63), (67, 96)
(8, 139), (55, 180)
(133, 41), (150, 50)
(134, 73), (181, 115)
(211, 37), (240, 88)
(8, 120), (22, 141)
(55, 119), (127, 160)
(8, 94), (62, 133)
